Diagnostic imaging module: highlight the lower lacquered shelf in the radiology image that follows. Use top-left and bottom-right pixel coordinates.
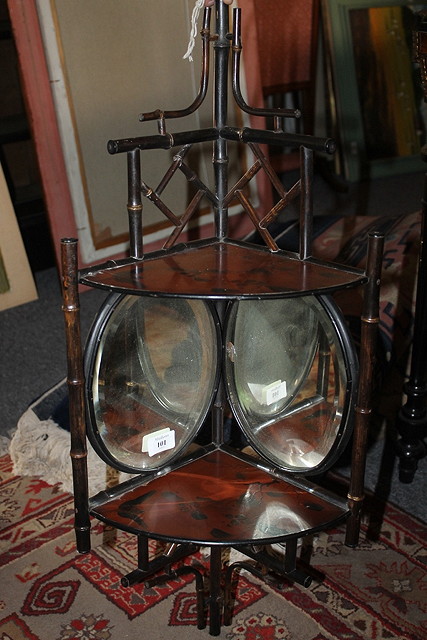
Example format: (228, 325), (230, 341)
(90, 449), (350, 545)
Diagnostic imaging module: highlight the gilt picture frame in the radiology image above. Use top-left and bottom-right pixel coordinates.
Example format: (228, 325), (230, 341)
(322, 0), (427, 181)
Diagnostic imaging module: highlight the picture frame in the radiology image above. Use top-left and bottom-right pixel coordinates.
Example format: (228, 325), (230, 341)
(0, 164), (37, 311)
(322, 0), (427, 181)
(9, 1), (259, 269)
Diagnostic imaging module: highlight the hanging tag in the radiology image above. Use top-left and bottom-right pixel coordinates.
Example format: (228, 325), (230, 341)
(183, 0), (204, 62)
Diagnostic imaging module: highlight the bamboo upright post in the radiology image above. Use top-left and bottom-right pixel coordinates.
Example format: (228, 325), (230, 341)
(346, 231), (384, 547)
(61, 238), (91, 553)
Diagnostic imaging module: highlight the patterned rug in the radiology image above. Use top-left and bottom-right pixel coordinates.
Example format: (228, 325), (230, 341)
(1, 453), (425, 640)
(2, 210), (425, 638)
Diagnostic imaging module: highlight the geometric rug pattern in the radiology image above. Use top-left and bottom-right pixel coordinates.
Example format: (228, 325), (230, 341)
(0, 453), (425, 639)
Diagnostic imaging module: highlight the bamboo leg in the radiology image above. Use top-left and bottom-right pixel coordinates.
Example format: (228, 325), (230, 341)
(61, 238), (90, 553)
(346, 231), (384, 547)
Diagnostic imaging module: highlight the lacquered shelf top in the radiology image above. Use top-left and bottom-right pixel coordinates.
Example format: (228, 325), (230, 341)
(80, 241), (366, 299)
(90, 450), (349, 544)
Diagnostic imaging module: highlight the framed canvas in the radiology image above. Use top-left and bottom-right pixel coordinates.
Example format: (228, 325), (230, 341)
(9, 0), (260, 269)
(322, 0), (427, 181)
(0, 164), (37, 311)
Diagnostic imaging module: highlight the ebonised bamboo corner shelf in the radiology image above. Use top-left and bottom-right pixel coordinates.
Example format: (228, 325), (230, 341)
(61, 2), (383, 635)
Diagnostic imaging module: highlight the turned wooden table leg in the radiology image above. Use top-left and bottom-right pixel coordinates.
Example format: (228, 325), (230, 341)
(395, 167), (427, 482)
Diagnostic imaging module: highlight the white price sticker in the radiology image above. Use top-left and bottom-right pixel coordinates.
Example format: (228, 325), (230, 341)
(248, 380), (287, 405)
(264, 380), (287, 406)
(142, 428), (176, 456)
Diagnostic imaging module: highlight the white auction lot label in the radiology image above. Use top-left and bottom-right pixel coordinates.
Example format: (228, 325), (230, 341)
(248, 380), (287, 405)
(142, 428), (176, 456)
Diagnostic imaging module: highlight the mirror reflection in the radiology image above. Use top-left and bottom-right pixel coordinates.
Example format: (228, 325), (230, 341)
(88, 295), (218, 470)
(225, 297), (354, 473)
(86, 293), (355, 476)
